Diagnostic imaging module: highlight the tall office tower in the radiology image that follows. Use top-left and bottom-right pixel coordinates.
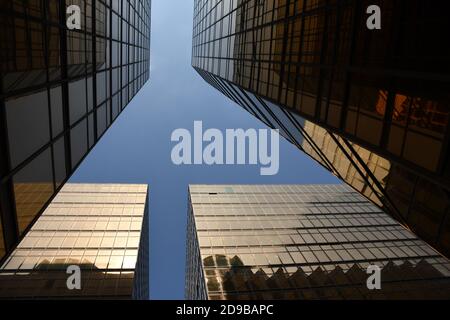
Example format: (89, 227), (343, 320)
(0, 1), (151, 262)
(186, 185), (450, 300)
(191, 1), (450, 256)
(0, 183), (149, 300)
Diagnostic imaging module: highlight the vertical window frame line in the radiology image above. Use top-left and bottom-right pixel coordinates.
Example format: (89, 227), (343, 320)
(83, 0), (91, 150)
(276, 0), (292, 104)
(320, 0), (344, 128)
(91, 0), (99, 141)
(0, 69), (20, 259)
(292, 0), (307, 111)
(108, 0), (113, 126)
(42, 0), (57, 192)
(56, 0), (73, 178)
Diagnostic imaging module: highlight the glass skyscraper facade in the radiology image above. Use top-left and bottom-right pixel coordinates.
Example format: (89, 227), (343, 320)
(0, 183), (149, 300)
(191, 0), (450, 257)
(0, 0), (151, 263)
(186, 184), (450, 300)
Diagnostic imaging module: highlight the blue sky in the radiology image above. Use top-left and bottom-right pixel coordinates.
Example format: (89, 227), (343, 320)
(70, 0), (340, 299)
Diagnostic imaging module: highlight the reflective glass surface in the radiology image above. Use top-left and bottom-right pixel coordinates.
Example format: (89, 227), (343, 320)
(191, 0), (450, 257)
(0, 0), (151, 262)
(0, 183), (149, 299)
(186, 185), (450, 300)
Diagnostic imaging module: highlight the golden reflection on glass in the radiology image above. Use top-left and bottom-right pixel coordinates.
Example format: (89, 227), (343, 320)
(0, 183), (148, 299)
(206, 254), (450, 300)
(192, 0), (450, 174)
(14, 183), (54, 235)
(302, 121), (388, 207)
(300, 121), (450, 255)
(191, 0), (450, 261)
(186, 185), (450, 300)
(0, 0), (150, 268)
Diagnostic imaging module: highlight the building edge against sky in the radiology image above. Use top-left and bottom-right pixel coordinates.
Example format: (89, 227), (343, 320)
(191, 0), (450, 257)
(0, 0), (151, 264)
(0, 183), (150, 300)
(186, 184), (450, 300)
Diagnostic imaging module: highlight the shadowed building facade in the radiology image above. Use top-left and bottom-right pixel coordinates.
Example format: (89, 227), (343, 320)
(0, 0), (151, 262)
(191, 0), (450, 256)
(186, 185), (450, 300)
(0, 183), (149, 300)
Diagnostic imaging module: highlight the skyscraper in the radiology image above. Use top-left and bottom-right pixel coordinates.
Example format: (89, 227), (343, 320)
(0, 183), (149, 300)
(0, 0), (151, 262)
(191, 1), (450, 256)
(186, 184), (450, 300)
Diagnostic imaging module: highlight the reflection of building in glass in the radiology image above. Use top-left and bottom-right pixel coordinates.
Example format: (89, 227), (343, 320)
(0, 1), (151, 262)
(0, 183), (149, 300)
(186, 185), (450, 300)
(191, 0), (450, 257)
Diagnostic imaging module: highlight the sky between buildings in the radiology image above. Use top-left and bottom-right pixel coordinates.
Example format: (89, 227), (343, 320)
(70, 0), (340, 299)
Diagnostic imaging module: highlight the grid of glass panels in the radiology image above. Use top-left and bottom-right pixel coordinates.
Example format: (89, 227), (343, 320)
(0, 183), (148, 299)
(0, 0), (151, 263)
(196, 69), (450, 258)
(191, 0), (450, 257)
(186, 204), (208, 300)
(186, 184), (450, 300)
(133, 202), (150, 300)
(192, 0), (450, 176)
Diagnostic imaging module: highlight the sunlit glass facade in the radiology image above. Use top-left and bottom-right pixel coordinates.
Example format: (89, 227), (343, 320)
(0, 0), (151, 263)
(191, 0), (450, 257)
(186, 184), (450, 300)
(0, 183), (149, 300)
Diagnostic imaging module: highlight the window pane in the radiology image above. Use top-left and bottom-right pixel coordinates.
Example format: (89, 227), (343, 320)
(6, 90), (50, 168)
(13, 148), (54, 234)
